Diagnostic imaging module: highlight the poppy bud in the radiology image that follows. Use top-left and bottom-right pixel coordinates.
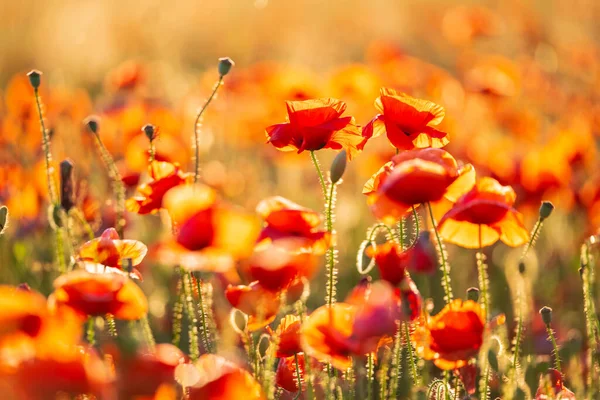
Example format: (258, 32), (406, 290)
(539, 201), (554, 221)
(487, 349), (499, 372)
(330, 150), (347, 184)
(142, 124), (157, 142)
(518, 261), (526, 274)
(84, 116), (101, 134)
(0, 205), (8, 235)
(539, 306), (553, 326)
(218, 57), (235, 77)
(27, 70), (42, 89)
(60, 159), (76, 212)
(467, 287), (479, 302)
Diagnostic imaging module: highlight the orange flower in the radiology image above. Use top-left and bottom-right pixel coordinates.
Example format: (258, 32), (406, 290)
(256, 196), (330, 255)
(9, 346), (113, 400)
(361, 88), (449, 151)
(437, 177), (529, 248)
(225, 282), (281, 331)
(412, 299), (485, 370)
(186, 354), (265, 400)
(117, 343), (187, 398)
(267, 315), (302, 358)
(266, 98), (363, 159)
(300, 303), (356, 370)
(126, 161), (192, 215)
(161, 184), (259, 272)
(363, 148), (475, 223)
(0, 285), (47, 342)
(50, 269), (148, 320)
(78, 228), (147, 269)
(535, 369), (576, 400)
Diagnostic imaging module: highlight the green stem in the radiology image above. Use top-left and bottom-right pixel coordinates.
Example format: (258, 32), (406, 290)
(294, 353), (303, 399)
(309, 151), (328, 197)
(105, 314), (117, 337)
(71, 208), (95, 240)
(546, 325), (562, 372)
(141, 315), (156, 352)
(390, 327), (403, 398)
(194, 274), (213, 353)
(92, 132), (126, 237)
(397, 218), (405, 250)
(194, 76), (224, 183)
(86, 317), (96, 346)
(404, 322), (420, 386)
(181, 269), (200, 361)
(172, 275), (184, 347)
(477, 225), (490, 321)
(366, 353), (375, 400)
(412, 205), (420, 244)
(427, 202), (453, 303)
(148, 140), (155, 164)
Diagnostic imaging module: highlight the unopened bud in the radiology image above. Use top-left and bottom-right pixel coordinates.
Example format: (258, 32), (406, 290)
(539, 306), (553, 326)
(330, 150), (347, 184)
(467, 287), (480, 302)
(218, 57), (235, 77)
(84, 116), (100, 134)
(27, 70), (42, 89)
(142, 124), (157, 141)
(518, 261), (526, 274)
(0, 206), (8, 235)
(539, 201), (555, 221)
(488, 349), (499, 372)
(60, 159), (76, 212)
(122, 258), (133, 273)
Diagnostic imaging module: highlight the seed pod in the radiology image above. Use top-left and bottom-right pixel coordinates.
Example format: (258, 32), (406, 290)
(60, 159), (76, 212)
(467, 287), (480, 302)
(330, 150), (347, 184)
(0, 206), (8, 235)
(539, 306), (553, 326)
(218, 57), (235, 77)
(142, 124), (157, 142)
(84, 116), (100, 134)
(539, 201), (555, 220)
(27, 70), (42, 89)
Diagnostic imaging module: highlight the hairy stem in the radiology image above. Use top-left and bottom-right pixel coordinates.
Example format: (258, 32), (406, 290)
(427, 202), (453, 303)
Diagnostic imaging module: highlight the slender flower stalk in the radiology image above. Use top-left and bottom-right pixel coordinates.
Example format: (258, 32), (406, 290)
(309, 151), (339, 307)
(181, 269), (200, 361)
(427, 202), (453, 303)
(85, 117), (126, 237)
(106, 314), (117, 337)
(293, 353), (303, 400)
(477, 225), (490, 322)
(193, 58), (233, 183)
(140, 315), (156, 352)
(193, 274), (214, 353)
(172, 276), (184, 347)
(403, 322), (420, 386)
(28, 70), (67, 272)
(581, 242), (600, 395)
(389, 327), (404, 398)
(86, 317), (96, 346)
(366, 353), (375, 400)
(540, 307), (561, 373)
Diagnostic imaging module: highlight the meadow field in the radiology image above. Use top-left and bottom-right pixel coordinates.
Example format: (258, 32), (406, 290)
(0, 0), (599, 398)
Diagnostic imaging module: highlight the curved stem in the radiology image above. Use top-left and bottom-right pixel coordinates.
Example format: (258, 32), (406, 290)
(309, 151), (328, 197)
(194, 77), (224, 183)
(427, 202), (453, 303)
(293, 353), (303, 399)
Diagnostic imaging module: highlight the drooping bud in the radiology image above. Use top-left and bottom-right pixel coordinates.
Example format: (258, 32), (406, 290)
(27, 70), (42, 89)
(518, 261), (526, 274)
(330, 150), (347, 184)
(487, 348), (499, 372)
(60, 159), (76, 212)
(218, 57), (235, 77)
(0, 206), (8, 235)
(84, 116), (101, 134)
(539, 306), (553, 326)
(539, 201), (555, 221)
(467, 287), (480, 302)
(142, 124), (157, 142)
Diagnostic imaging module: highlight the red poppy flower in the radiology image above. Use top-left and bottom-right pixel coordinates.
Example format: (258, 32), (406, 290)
(248, 239), (319, 292)
(78, 228), (147, 269)
(399, 278), (423, 321)
(117, 343), (187, 398)
(266, 98), (363, 159)
(412, 299), (485, 370)
(361, 88), (449, 151)
(225, 282), (281, 331)
(50, 270), (148, 320)
(267, 315), (302, 358)
(363, 148), (475, 223)
(276, 353), (306, 393)
(437, 177), (529, 248)
(126, 161), (192, 215)
(186, 354), (265, 399)
(256, 196), (330, 255)
(535, 369), (576, 400)
(301, 303), (356, 370)
(367, 242), (408, 286)
(161, 184), (259, 272)
(349, 280), (405, 354)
